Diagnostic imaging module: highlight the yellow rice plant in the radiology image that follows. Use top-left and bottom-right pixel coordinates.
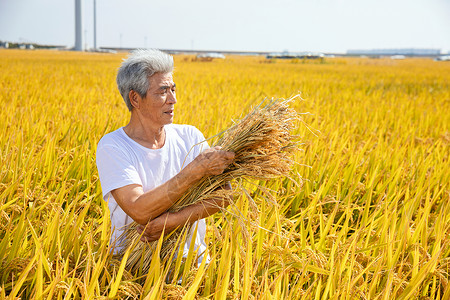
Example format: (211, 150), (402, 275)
(0, 49), (449, 299)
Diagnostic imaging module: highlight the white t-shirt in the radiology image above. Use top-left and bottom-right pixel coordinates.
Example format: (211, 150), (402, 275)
(96, 124), (209, 261)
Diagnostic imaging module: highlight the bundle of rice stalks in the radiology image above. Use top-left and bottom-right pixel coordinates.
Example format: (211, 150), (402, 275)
(118, 96), (301, 274)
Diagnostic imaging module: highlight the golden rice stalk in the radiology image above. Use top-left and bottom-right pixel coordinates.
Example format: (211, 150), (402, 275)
(118, 96), (301, 273)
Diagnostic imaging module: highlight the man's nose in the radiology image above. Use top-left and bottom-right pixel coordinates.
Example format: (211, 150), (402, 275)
(167, 90), (176, 104)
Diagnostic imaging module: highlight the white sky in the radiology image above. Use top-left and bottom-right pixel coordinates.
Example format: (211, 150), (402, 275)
(0, 0), (449, 53)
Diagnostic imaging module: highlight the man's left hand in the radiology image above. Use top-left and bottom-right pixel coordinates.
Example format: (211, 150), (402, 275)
(137, 212), (171, 242)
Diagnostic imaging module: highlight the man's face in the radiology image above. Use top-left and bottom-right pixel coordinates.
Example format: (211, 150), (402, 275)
(139, 72), (176, 128)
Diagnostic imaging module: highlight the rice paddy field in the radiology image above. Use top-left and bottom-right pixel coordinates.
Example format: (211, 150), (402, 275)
(0, 49), (449, 299)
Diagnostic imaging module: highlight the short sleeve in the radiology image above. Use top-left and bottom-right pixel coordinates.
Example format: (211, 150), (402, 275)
(190, 126), (210, 157)
(96, 144), (142, 200)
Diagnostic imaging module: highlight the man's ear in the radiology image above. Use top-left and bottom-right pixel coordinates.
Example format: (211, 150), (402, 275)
(129, 90), (141, 109)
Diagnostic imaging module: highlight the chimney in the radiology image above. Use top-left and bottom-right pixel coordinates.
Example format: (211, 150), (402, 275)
(75, 0), (83, 51)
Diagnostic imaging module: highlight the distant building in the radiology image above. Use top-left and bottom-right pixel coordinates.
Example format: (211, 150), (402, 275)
(196, 52), (226, 61)
(347, 48), (441, 57)
(0, 41), (9, 48)
(434, 55), (450, 61)
(390, 55), (405, 60)
(266, 52), (324, 59)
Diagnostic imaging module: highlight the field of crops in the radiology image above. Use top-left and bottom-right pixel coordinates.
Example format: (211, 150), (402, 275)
(0, 49), (449, 299)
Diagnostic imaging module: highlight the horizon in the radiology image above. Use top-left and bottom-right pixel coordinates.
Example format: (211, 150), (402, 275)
(0, 41), (446, 56)
(1, 0), (449, 54)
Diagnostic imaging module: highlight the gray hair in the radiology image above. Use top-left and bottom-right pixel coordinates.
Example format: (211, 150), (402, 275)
(116, 49), (174, 111)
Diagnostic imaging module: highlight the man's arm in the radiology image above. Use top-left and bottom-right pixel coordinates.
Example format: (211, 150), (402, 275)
(137, 182), (232, 242)
(111, 146), (234, 225)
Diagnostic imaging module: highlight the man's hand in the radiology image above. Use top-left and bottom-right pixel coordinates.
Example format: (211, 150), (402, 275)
(137, 212), (171, 242)
(190, 146), (235, 177)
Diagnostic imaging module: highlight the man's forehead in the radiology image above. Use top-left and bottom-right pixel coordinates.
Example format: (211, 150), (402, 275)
(149, 72), (174, 85)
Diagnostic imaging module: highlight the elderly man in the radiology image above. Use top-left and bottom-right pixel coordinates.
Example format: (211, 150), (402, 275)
(96, 49), (234, 260)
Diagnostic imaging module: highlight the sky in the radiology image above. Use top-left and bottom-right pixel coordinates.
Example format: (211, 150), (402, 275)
(0, 0), (449, 54)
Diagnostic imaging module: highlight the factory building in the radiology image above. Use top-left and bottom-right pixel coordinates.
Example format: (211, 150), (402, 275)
(347, 48), (441, 57)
